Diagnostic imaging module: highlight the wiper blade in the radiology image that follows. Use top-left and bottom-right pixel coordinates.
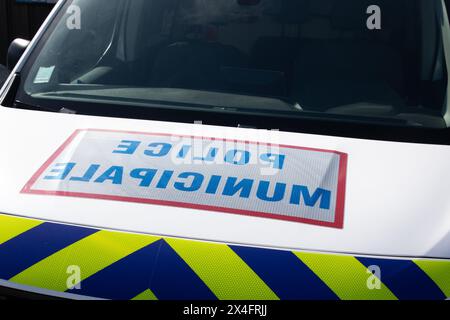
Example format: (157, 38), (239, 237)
(13, 101), (76, 114)
(29, 90), (417, 127)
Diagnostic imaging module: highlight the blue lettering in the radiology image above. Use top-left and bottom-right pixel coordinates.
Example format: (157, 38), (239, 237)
(193, 147), (218, 162)
(70, 164), (100, 182)
(205, 175), (222, 194)
(260, 153), (286, 170)
(224, 150), (250, 166)
(94, 166), (123, 185)
(130, 168), (157, 187)
(174, 172), (204, 192)
(223, 177), (253, 198)
(290, 185), (331, 210)
(144, 143), (172, 157)
(113, 140), (141, 155)
(177, 145), (191, 159)
(44, 163), (76, 180)
(156, 170), (174, 189)
(256, 181), (286, 202)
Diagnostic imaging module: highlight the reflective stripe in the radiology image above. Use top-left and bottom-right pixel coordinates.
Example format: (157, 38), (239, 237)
(1, 213), (448, 300)
(231, 245), (338, 300)
(166, 238), (279, 300)
(0, 223), (97, 280)
(149, 240), (216, 300)
(66, 240), (162, 299)
(294, 252), (397, 300)
(68, 239), (215, 300)
(357, 257), (446, 300)
(132, 289), (158, 300)
(10, 231), (159, 292)
(0, 214), (41, 245)
(414, 259), (450, 297)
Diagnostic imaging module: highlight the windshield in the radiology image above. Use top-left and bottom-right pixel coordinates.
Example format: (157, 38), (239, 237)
(15, 0), (450, 128)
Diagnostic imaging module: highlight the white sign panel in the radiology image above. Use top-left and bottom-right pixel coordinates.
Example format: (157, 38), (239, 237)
(22, 129), (348, 228)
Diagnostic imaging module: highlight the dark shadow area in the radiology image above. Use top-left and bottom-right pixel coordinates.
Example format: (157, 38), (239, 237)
(0, 0), (53, 65)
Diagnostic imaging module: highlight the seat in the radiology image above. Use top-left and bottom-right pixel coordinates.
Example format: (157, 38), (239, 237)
(292, 0), (408, 111)
(150, 40), (249, 91)
(250, 0), (310, 95)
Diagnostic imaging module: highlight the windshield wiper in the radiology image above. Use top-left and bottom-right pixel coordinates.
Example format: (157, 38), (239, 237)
(13, 101), (76, 114)
(30, 90), (421, 127)
(1, 73), (76, 115)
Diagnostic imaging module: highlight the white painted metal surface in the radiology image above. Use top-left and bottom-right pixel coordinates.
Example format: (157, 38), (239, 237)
(0, 106), (448, 259)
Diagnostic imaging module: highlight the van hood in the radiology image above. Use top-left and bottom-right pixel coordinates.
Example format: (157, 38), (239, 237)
(0, 106), (449, 259)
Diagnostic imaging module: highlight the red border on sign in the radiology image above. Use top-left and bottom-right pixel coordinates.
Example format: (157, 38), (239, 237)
(21, 129), (348, 229)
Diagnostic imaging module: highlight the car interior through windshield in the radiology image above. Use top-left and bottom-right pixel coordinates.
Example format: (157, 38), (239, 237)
(22, 0), (449, 128)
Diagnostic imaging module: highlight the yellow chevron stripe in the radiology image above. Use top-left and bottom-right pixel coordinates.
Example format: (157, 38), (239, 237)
(294, 252), (397, 300)
(132, 289), (158, 300)
(166, 238), (279, 300)
(0, 214), (42, 245)
(414, 259), (450, 297)
(10, 230), (159, 292)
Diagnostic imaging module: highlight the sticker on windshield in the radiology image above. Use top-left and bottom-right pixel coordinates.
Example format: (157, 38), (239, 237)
(33, 66), (55, 84)
(22, 129), (347, 228)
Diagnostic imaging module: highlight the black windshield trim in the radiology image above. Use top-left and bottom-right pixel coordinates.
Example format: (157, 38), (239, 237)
(11, 94), (450, 146)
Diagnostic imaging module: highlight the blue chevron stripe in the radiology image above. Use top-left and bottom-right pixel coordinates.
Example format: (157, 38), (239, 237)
(149, 239), (216, 300)
(357, 257), (446, 300)
(67, 239), (216, 300)
(0, 222), (97, 280)
(231, 245), (338, 300)
(66, 240), (161, 299)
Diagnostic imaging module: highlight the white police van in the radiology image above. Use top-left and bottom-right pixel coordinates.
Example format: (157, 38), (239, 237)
(0, 0), (449, 300)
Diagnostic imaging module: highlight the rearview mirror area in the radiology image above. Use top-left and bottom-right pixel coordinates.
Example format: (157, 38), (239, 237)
(0, 64), (10, 89)
(7, 38), (30, 71)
